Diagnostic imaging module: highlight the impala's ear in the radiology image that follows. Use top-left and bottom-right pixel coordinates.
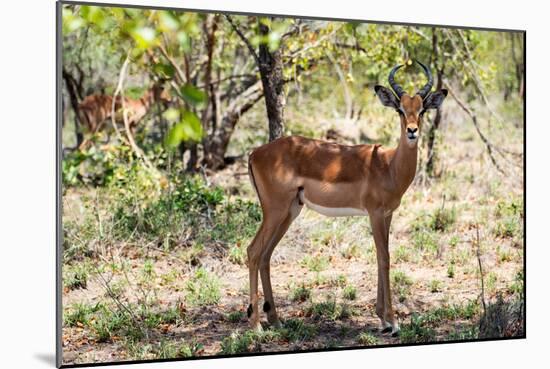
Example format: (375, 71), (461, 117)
(423, 89), (448, 110)
(374, 85), (400, 109)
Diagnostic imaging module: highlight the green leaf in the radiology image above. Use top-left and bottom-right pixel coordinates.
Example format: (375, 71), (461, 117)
(164, 111), (203, 148)
(159, 11), (179, 31)
(80, 6), (106, 28)
(180, 84), (207, 106)
(181, 111), (203, 141)
(153, 63), (175, 79)
(163, 108), (180, 122)
(62, 8), (84, 34)
(165, 122), (184, 148)
(131, 27), (157, 49)
(177, 31), (190, 52)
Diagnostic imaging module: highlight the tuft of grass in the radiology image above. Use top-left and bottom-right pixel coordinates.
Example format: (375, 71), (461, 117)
(64, 302), (98, 327)
(219, 329), (282, 354)
(307, 298), (356, 321)
(281, 318), (318, 342)
(92, 305), (143, 342)
(185, 268), (221, 306)
(429, 279), (443, 293)
(342, 285), (357, 301)
(431, 206), (457, 232)
(228, 243), (246, 265)
(449, 235), (460, 249)
(486, 272), (498, 293)
(493, 218), (520, 239)
(125, 339), (203, 360)
(393, 244), (413, 263)
(493, 198), (523, 240)
(290, 284), (312, 303)
(143, 306), (182, 329)
(64, 263), (89, 290)
(300, 255), (329, 273)
(412, 231), (439, 257)
(341, 243), (362, 259)
(326, 274), (348, 288)
(508, 270), (524, 296)
(447, 261), (455, 279)
(399, 314), (436, 343)
(391, 270), (414, 302)
(226, 310), (246, 323)
(357, 331), (379, 346)
(496, 246), (513, 264)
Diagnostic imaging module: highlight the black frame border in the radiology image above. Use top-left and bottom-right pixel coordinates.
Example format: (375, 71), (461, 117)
(56, 1), (527, 368)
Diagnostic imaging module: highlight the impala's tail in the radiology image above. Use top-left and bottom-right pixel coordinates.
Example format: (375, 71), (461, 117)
(248, 154), (260, 202)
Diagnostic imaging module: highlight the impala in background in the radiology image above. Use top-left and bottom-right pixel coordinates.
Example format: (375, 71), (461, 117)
(76, 81), (171, 149)
(246, 61), (447, 335)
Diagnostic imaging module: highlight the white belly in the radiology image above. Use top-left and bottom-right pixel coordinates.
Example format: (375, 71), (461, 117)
(299, 191), (368, 217)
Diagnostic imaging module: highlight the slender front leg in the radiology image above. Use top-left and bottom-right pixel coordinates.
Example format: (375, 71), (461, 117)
(370, 211), (398, 335)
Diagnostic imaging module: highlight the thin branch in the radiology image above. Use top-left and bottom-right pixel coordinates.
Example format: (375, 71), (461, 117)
(224, 15), (260, 66)
(110, 54), (129, 143)
(475, 225), (487, 316)
(444, 81), (505, 175)
(444, 29), (504, 127)
(157, 43), (187, 85)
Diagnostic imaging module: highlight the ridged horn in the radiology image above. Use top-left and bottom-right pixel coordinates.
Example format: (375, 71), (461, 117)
(388, 64), (405, 98)
(415, 60), (433, 99)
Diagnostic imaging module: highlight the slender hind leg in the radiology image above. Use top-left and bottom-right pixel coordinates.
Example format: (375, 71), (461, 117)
(260, 196), (302, 327)
(247, 221), (267, 331)
(247, 201), (297, 331)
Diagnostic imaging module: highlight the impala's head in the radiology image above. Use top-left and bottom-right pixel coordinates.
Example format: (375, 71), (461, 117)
(148, 80), (172, 105)
(374, 60), (448, 148)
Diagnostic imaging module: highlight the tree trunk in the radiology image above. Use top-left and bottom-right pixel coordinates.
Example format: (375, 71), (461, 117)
(258, 21), (285, 142)
(426, 29), (444, 178)
(203, 82), (263, 169)
(62, 68), (84, 148)
(425, 70), (443, 177)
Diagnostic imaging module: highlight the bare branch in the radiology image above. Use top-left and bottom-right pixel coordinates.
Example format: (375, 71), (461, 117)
(444, 81), (505, 175)
(224, 15), (260, 66)
(157, 43), (187, 85)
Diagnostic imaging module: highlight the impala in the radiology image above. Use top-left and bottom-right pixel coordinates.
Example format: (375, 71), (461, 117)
(246, 60), (447, 335)
(77, 82), (170, 147)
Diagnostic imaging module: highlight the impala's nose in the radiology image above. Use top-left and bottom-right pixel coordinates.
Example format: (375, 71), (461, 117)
(406, 127), (418, 140)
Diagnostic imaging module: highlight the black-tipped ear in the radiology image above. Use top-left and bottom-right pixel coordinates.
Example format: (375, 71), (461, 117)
(423, 89), (448, 110)
(374, 85), (400, 109)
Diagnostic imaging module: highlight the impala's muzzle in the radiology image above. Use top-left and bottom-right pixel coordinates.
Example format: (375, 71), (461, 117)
(406, 126), (419, 141)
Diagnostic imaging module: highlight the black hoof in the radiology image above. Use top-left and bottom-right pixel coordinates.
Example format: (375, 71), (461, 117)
(391, 330), (400, 337)
(381, 326), (392, 334)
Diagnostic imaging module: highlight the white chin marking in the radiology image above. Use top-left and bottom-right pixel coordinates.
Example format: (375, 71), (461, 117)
(299, 192), (367, 217)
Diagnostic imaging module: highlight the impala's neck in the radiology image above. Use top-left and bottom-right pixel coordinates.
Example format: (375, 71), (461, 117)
(390, 126), (418, 195)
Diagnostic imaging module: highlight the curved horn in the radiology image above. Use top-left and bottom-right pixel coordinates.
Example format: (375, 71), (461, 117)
(416, 60), (433, 99)
(388, 64), (405, 98)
